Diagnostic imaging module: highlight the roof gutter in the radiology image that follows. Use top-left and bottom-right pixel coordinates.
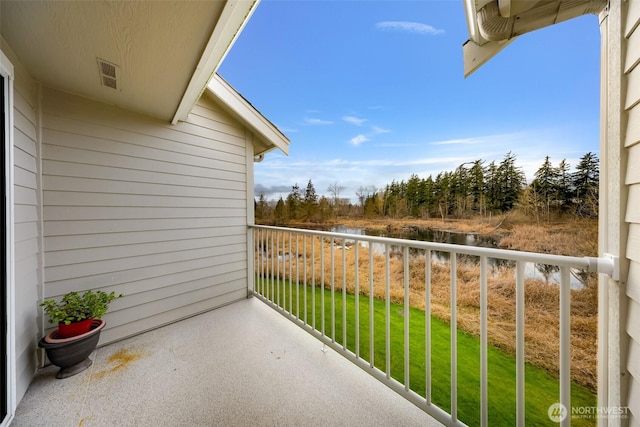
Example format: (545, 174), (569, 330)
(171, 0), (260, 125)
(462, 0), (514, 78)
(462, 0), (607, 78)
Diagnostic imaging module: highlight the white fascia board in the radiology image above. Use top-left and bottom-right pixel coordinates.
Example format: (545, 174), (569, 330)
(463, 37), (515, 78)
(207, 74), (290, 155)
(171, 0), (260, 125)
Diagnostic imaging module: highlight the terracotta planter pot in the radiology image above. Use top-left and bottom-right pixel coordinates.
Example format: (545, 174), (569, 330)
(39, 319), (105, 379)
(57, 318), (94, 338)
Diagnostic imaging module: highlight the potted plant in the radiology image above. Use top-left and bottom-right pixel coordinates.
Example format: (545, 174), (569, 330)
(38, 290), (123, 378)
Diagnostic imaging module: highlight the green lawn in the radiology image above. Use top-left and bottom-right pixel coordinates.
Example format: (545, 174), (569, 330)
(258, 278), (597, 426)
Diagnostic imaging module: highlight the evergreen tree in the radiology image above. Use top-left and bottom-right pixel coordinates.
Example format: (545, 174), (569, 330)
(255, 192), (270, 222)
(469, 160), (486, 215)
(496, 152), (525, 212)
(485, 161), (500, 213)
(422, 176), (436, 217)
(452, 163), (471, 216)
(384, 181), (402, 218)
(286, 183), (302, 220)
(557, 159), (572, 212)
(364, 191), (384, 218)
(303, 180), (318, 221)
(405, 174), (424, 217)
(434, 172), (452, 219)
(273, 197), (287, 225)
(572, 152), (599, 217)
(531, 155), (560, 220)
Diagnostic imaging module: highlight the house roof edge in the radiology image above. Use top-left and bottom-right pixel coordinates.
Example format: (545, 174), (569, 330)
(206, 73), (290, 156)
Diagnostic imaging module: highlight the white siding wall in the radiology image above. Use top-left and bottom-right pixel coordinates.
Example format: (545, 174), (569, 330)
(624, 0), (640, 423)
(2, 41), (41, 404)
(41, 88), (250, 344)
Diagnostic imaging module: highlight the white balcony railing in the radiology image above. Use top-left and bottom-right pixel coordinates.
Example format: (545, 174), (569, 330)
(250, 225), (613, 427)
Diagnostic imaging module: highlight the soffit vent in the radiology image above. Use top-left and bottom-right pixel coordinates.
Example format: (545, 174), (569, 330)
(97, 58), (118, 90)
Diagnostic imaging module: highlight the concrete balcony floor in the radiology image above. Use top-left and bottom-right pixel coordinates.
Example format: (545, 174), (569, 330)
(12, 297), (442, 426)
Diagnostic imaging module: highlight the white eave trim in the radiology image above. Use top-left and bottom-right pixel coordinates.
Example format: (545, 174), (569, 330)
(463, 37), (514, 78)
(171, 0), (260, 125)
(207, 74), (290, 155)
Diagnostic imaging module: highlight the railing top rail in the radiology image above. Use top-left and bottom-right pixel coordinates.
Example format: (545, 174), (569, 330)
(250, 224), (612, 275)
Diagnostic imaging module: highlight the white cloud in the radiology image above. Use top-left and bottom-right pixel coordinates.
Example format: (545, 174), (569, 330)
(349, 134), (369, 146)
(343, 115), (367, 126)
(376, 142), (416, 148)
(372, 125), (391, 134)
(430, 137), (480, 145)
(376, 21), (444, 35)
(429, 132), (529, 146)
(278, 126), (298, 133)
(304, 117), (333, 125)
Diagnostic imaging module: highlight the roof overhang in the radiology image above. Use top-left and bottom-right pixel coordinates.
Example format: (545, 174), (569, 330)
(0, 0), (258, 122)
(462, 0), (607, 77)
(207, 74), (290, 156)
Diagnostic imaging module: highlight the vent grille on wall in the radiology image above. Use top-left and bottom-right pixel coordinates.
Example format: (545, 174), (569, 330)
(97, 58), (118, 89)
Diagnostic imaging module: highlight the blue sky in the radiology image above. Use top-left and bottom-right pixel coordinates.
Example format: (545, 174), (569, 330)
(218, 0), (601, 203)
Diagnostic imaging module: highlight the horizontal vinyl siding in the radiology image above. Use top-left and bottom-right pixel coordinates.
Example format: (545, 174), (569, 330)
(625, 4), (640, 422)
(7, 45), (40, 403)
(41, 88), (249, 343)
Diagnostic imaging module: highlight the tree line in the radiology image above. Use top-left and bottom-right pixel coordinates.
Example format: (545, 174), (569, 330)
(255, 151), (599, 224)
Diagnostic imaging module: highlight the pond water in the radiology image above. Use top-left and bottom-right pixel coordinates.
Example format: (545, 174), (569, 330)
(329, 224), (587, 289)
(332, 225), (499, 247)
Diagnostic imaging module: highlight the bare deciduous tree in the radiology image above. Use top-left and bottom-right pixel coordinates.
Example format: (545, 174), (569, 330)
(327, 182), (346, 215)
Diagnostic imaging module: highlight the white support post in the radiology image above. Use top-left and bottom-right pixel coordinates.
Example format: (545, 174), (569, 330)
(599, 3), (630, 424)
(245, 136), (255, 297)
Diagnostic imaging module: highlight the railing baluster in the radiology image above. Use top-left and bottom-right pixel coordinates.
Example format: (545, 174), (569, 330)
(560, 266), (571, 427)
(270, 232), (278, 302)
(426, 249), (432, 405)
(265, 228), (268, 297)
(275, 230), (278, 303)
(289, 231), (292, 314)
(280, 231), (284, 308)
(276, 232), (286, 310)
(385, 243), (391, 379)
(255, 229), (259, 295)
(312, 236), (316, 330)
(355, 242), (360, 359)
(303, 234), (307, 324)
(450, 252), (458, 423)
(321, 236), (325, 336)
(331, 237), (336, 342)
(260, 229), (265, 296)
(404, 245), (410, 392)
(267, 229), (271, 299)
(342, 239), (347, 351)
(263, 230), (267, 298)
(276, 231), (280, 307)
(369, 244), (375, 368)
(480, 256), (488, 427)
(516, 260), (525, 427)
(296, 232), (300, 319)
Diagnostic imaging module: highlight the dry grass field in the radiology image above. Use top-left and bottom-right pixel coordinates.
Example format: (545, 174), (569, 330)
(257, 216), (599, 392)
